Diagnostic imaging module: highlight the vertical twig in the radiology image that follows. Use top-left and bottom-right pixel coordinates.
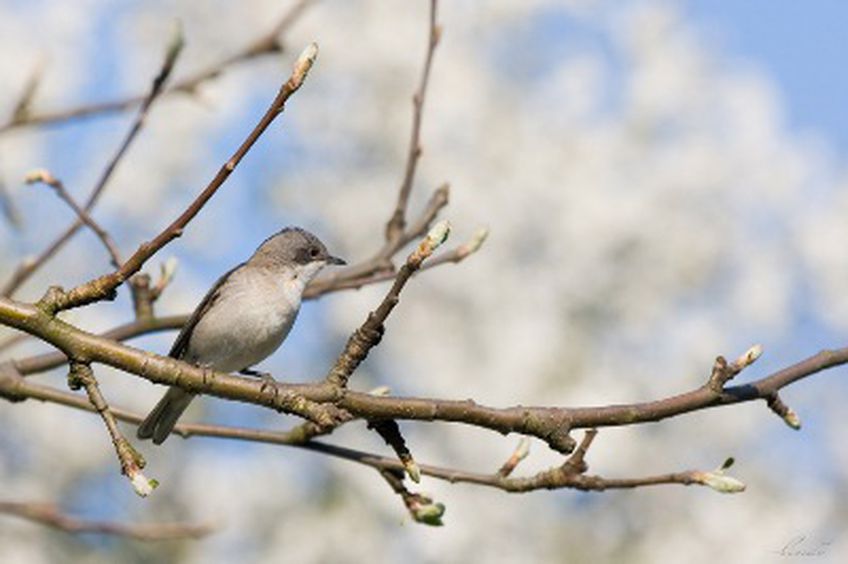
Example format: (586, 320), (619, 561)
(385, 0), (442, 242)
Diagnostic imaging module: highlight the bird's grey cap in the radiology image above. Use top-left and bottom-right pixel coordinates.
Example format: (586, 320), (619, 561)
(249, 227), (345, 269)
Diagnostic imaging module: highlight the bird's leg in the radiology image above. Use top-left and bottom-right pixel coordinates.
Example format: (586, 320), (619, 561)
(240, 368), (277, 394)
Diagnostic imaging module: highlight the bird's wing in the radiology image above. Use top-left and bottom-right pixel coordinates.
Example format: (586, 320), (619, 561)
(168, 262), (245, 359)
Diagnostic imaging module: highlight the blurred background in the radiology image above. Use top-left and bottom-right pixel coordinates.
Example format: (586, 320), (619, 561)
(1, 0), (847, 562)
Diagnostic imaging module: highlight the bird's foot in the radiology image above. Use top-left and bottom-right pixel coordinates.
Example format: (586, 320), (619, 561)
(240, 368), (277, 393)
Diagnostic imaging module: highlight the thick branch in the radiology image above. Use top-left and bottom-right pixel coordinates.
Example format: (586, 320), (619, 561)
(0, 374), (746, 497)
(2, 296), (845, 453)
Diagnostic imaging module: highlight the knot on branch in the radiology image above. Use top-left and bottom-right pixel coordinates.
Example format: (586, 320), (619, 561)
(546, 426), (576, 454)
(273, 390), (343, 431)
(522, 411), (575, 454)
(36, 286), (65, 315)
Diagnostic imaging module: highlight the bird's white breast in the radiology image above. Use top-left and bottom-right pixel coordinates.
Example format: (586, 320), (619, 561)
(185, 266), (303, 372)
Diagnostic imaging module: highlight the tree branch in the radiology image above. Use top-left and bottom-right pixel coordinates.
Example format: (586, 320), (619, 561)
(2, 294), (845, 453)
(385, 0), (442, 242)
(25, 169), (123, 268)
(325, 221), (451, 388)
(0, 0), (314, 134)
(0, 371), (748, 499)
(67, 362), (156, 496)
(0, 501), (213, 540)
(1, 27), (184, 297)
(34, 43), (319, 313)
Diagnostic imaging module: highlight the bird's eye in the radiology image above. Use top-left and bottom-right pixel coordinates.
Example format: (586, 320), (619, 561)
(309, 247), (320, 258)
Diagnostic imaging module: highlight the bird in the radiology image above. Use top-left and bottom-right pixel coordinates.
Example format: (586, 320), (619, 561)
(137, 227), (345, 444)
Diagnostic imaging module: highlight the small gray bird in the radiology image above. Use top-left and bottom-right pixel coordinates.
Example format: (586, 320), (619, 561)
(137, 227), (345, 444)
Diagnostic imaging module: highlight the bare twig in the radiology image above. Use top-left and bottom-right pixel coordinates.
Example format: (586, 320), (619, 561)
(1, 27), (185, 298)
(767, 393), (801, 430)
(0, 331), (28, 353)
(308, 183), (451, 297)
(0, 179), (23, 229)
(369, 419), (420, 482)
(562, 429), (597, 475)
(0, 0), (314, 134)
(25, 169), (123, 268)
(8, 58), (45, 123)
(497, 437), (531, 477)
(34, 43), (319, 313)
(707, 344), (763, 392)
(380, 468), (445, 526)
(67, 362), (156, 496)
(0, 501), (213, 540)
(325, 221), (451, 388)
(385, 0), (442, 242)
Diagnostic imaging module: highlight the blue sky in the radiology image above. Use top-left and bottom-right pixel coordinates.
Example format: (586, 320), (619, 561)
(685, 1), (848, 156)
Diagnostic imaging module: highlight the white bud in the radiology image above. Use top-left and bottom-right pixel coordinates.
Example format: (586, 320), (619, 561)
(462, 226), (489, 256)
(24, 169), (53, 185)
(291, 43), (319, 87)
(405, 460), (421, 484)
(159, 257), (179, 286)
(735, 344), (763, 368)
(694, 469), (746, 494)
(129, 471), (158, 497)
(782, 408), (802, 430)
(367, 385), (391, 397)
(426, 220), (451, 251)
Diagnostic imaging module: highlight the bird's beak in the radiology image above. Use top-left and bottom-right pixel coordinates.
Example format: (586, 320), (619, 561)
(327, 255), (347, 266)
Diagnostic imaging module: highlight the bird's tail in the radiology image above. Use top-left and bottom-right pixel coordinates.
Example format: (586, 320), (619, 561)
(137, 387), (195, 444)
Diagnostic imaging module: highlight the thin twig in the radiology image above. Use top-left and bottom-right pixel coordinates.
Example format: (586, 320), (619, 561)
(385, 0), (442, 242)
(0, 331), (28, 353)
(0, 501), (213, 540)
(325, 221), (451, 388)
(379, 468), (445, 525)
(8, 59), (45, 124)
(35, 44), (319, 313)
(369, 419), (420, 482)
(67, 362), (156, 496)
(497, 437), (530, 478)
(0, 0), (314, 134)
(25, 170), (123, 268)
(0, 179), (22, 229)
(309, 183), (450, 296)
(562, 429), (597, 474)
(1, 28), (184, 298)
